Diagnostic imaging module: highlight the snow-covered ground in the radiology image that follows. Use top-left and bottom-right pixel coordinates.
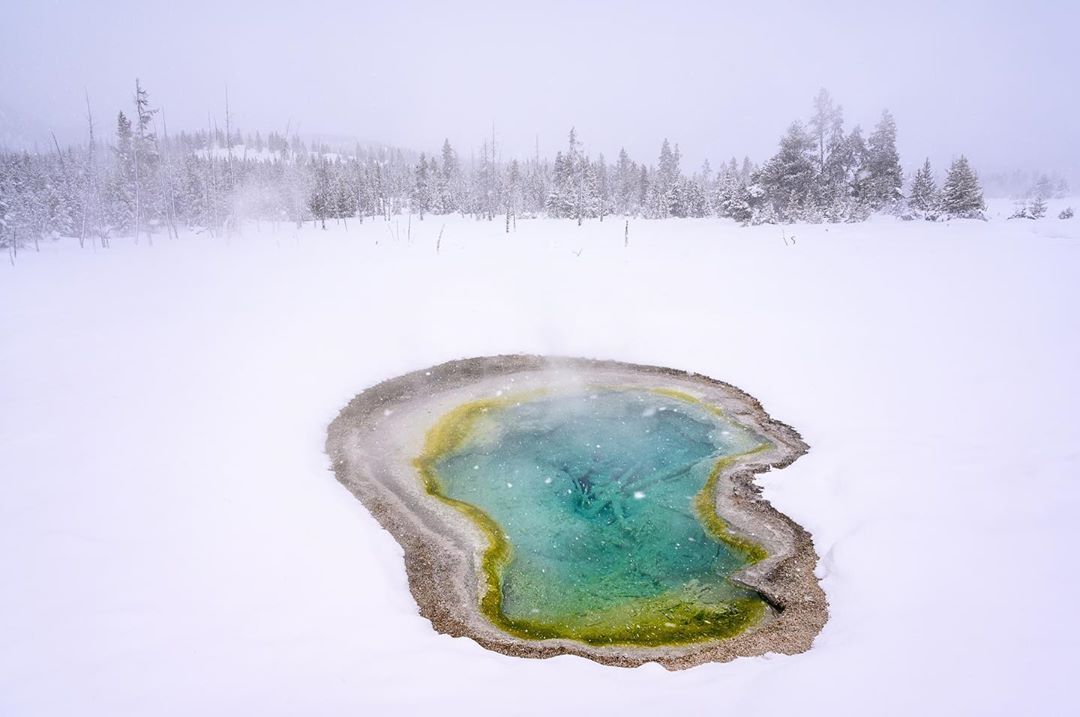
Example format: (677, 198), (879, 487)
(2, 204), (1079, 715)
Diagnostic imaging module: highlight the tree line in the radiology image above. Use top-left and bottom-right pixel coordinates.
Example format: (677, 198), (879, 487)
(0, 84), (996, 252)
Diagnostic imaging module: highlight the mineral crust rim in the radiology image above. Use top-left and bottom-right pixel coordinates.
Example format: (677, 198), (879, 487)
(325, 355), (828, 670)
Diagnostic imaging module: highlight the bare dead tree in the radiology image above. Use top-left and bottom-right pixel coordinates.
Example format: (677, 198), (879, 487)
(80, 90), (95, 249)
(223, 86), (234, 236)
(224, 85), (233, 170)
(50, 132), (65, 167)
(157, 109), (179, 239)
(133, 79), (142, 245)
(50, 131), (72, 248)
(206, 112), (218, 236)
(490, 121), (497, 221)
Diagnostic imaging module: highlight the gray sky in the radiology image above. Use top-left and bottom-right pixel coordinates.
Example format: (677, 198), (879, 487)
(2, 0), (1077, 177)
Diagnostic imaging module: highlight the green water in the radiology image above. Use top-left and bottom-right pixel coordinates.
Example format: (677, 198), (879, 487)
(426, 388), (772, 646)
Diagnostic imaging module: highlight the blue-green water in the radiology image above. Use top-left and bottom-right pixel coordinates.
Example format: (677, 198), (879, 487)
(428, 388), (772, 645)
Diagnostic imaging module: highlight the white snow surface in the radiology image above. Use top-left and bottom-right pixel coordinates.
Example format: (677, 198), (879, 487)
(2, 205), (1079, 715)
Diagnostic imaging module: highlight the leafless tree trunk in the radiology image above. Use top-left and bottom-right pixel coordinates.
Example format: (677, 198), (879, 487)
(133, 80), (142, 245)
(224, 86), (234, 237)
(576, 172), (584, 227)
(490, 122), (497, 221)
(80, 91), (95, 249)
(50, 132), (65, 167)
(207, 112), (218, 236)
(224, 85), (233, 171)
(158, 109), (179, 239)
(50, 131), (73, 247)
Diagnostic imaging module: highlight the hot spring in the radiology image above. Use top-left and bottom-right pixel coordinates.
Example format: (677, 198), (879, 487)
(417, 387), (772, 646)
(326, 356), (826, 668)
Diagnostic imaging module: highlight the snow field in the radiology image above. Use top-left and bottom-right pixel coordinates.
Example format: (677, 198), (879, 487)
(1, 206), (1078, 715)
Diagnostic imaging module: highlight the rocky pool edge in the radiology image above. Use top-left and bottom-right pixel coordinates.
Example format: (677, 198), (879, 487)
(325, 355), (828, 670)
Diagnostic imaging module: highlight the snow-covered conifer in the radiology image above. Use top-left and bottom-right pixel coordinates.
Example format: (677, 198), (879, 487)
(908, 158), (940, 217)
(864, 110), (902, 210)
(757, 122), (815, 222)
(941, 156), (985, 219)
(412, 153), (433, 219)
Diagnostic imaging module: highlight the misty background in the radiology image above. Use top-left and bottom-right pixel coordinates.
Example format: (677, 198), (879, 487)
(2, 0), (1077, 182)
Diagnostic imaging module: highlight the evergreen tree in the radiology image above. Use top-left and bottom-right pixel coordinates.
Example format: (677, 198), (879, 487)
(110, 111), (136, 234)
(578, 158), (600, 223)
(637, 165), (649, 212)
(437, 139), (461, 214)
(523, 156), (548, 217)
(757, 122), (815, 222)
(840, 126), (868, 200)
(474, 139), (497, 221)
(308, 156), (332, 228)
(908, 158), (940, 217)
(0, 157), (11, 251)
(412, 153), (433, 219)
(547, 151), (572, 218)
(332, 160), (356, 222)
(864, 110), (902, 210)
(809, 89), (843, 173)
(717, 176), (754, 224)
(503, 158), (522, 231)
(714, 162), (739, 219)
(649, 139), (682, 218)
(941, 156), (985, 218)
(810, 91), (851, 216)
(132, 79), (160, 241)
(613, 148), (637, 215)
(547, 128), (585, 219)
(595, 154), (609, 221)
(682, 176), (710, 218)
(43, 152), (78, 238)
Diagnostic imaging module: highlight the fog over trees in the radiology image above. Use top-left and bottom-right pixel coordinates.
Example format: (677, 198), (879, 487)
(1, 83), (1070, 254)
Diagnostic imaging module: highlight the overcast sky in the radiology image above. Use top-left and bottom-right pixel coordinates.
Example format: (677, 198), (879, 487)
(2, 0), (1077, 176)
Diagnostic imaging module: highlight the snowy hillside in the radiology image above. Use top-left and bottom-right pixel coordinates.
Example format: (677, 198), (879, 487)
(2, 213), (1079, 715)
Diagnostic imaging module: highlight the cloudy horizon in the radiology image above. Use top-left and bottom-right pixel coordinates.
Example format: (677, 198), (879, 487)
(3, 0), (1077, 180)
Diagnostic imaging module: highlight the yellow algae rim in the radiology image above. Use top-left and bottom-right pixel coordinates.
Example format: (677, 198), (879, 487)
(412, 386), (771, 646)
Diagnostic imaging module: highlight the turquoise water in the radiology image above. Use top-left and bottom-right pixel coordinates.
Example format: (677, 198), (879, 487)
(429, 388), (772, 645)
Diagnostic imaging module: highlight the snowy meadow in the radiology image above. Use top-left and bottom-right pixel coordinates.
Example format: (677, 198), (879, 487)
(2, 204), (1078, 715)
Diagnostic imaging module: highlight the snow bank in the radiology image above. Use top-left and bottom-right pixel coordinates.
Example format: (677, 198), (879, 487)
(1, 213), (1078, 715)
